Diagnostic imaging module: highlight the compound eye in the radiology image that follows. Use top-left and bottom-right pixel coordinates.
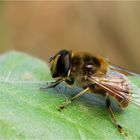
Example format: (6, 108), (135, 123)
(50, 50), (71, 78)
(50, 54), (60, 78)
(56, 53), (70, 77)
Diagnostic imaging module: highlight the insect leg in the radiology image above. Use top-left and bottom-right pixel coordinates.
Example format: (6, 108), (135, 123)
(40, 78), (64, 90)
(59, 87), (90, 111)
(106, 95), (127, 136)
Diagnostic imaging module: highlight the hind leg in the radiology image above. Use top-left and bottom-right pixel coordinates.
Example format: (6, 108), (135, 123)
(105, 95), (127, 136)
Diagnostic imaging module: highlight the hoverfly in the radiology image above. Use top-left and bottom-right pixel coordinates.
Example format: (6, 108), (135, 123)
(41, 49), (140, 135)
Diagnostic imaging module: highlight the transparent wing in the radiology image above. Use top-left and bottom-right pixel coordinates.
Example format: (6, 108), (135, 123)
(109, 65), (140, 76)
(87, 70), (140, 107)
(127, 80), (140, 107)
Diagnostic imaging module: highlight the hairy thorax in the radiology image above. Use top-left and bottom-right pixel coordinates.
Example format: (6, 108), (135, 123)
(70, 52), (108, 89)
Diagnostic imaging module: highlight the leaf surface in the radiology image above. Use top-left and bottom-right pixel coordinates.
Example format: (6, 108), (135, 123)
(0, 51), (140, 140)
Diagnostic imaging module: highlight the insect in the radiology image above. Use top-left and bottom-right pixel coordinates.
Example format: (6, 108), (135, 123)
(41, 49), (140, 135)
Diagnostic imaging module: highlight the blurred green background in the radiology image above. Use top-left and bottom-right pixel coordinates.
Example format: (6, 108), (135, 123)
(0, 1), (140, 73)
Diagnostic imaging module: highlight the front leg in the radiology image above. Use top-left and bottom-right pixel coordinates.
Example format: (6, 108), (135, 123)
(40, 78), (64, 90)
(58, 87), (90, 111)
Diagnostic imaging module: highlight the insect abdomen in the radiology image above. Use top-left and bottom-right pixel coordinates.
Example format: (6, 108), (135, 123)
(116, 94), (130, 108)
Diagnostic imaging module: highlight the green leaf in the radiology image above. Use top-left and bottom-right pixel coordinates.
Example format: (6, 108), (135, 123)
(0, 51), (140, 140)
